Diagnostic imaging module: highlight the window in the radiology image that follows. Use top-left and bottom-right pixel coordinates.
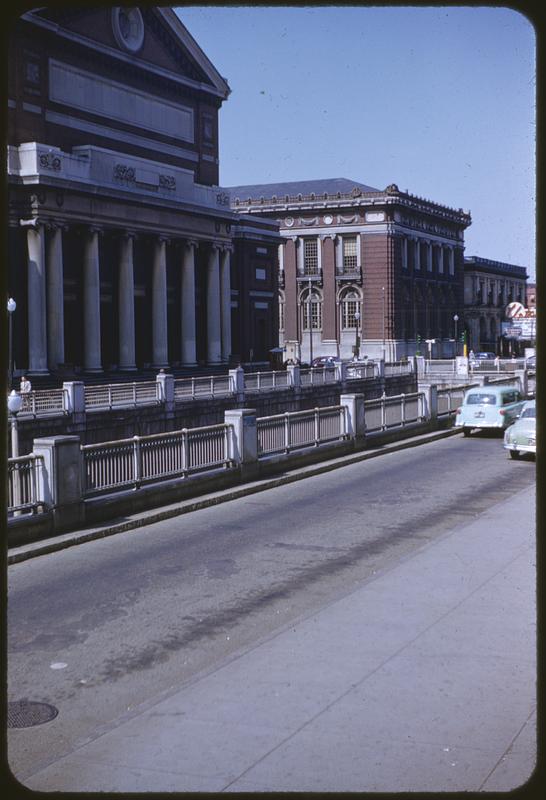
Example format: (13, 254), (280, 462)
(303, 239), (318, 275)
(466, 393), (497, 406)
(343, 237), (357, 270)
(502, 392), (519, 405)
(302, 289), (322, 329)
(341, 290), (361, 329)
(255, 267), (266, 280)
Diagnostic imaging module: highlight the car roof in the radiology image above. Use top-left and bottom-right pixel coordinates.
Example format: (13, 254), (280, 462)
(465, 385), (520, 396)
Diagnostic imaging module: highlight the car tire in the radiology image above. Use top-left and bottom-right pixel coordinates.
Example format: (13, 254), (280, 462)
(509, 450), (521, 459)
(463, 427), (472, 437)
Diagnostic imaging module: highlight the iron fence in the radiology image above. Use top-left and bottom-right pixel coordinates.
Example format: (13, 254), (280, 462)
(85, 382), (161, 411)
(7, 454), (45, 516)
(364, 392), (427, 433)
(257, 405), (348, 456)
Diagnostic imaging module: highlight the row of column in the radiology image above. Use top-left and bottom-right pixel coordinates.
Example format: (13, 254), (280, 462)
(24, 221), (232, 374)
(403, 238), (456, 274)
(471, 275), (524, 306)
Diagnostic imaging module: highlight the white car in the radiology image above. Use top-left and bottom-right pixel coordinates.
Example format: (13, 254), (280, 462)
(503, 400), (536, 459)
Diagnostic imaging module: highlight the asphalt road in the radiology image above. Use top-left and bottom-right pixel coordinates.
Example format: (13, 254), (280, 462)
(7, 432), (536, 781)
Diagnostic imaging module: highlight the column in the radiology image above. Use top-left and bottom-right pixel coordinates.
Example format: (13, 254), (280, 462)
(118, 232), (136, 371)
(316, 235), (322, 275)
(296, 236), (304, 275)
(427, 242), (433, 272)
(83, 227), (102, 372)
(181, 240), (197, 366)
(152, 236), (169, 368)
(415, 238), (421, 271)
(321, 234), (336, 342)
(207, 243), (222, 364)
(25, 222), (48, 373)
(47, 225), (64, 369)
(284, 237), (298, 342)
(220, 247), (232, 363)
(47, 223), (65, 370)
(335, 235), (343, 273)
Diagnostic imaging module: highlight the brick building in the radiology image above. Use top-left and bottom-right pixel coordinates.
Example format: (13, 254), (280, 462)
(227, 178), (471, 362)
(6, 7), (280, 382)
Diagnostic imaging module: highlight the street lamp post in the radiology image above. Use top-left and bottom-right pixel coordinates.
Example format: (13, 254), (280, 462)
(354, 309), (361, 359)
(453, 314), (459, 356)
(382, 286), (386, 361)
(7, 297), (16, 389)
(307, 279), (313, 366)
(8, 390), (23, 513)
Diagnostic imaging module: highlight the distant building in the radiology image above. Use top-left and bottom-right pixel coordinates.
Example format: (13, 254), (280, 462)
(526, 282), (536, 310)
(7, 7), (280, 380)
(463, 256), (528, 353)
(227, 178), (471, 361)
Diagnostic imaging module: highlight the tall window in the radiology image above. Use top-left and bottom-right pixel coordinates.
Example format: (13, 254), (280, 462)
(303, 239), (318, 275)
(340, 289), (361, 329)
(279, 292), (285, 331)
(343, 237), (358, 270)
(302, 288), (322, 329)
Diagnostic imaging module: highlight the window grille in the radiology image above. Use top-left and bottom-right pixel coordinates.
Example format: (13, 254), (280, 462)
(303, 239), (318, 275)
(342, 237), (358, 270)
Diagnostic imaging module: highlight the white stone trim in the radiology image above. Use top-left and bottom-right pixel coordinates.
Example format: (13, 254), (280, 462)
(44, 111), (199, 161)
(49, 59), (195, 142)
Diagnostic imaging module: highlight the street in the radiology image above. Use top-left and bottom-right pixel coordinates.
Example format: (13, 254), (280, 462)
(8, 432), (536, 789)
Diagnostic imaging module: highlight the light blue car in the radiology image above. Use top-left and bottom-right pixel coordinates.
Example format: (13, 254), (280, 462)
(454, 384), (524, 436)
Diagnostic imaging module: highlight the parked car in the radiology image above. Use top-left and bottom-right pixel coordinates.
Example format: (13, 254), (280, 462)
(469, 351), (496, 367)
(311, 356), (340, 368)
(454, 385), (524, 436)
(525, 355), (536, 369)
(503, 400), (536, 458)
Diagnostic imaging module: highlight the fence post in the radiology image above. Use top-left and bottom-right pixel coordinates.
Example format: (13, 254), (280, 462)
(340, 393), (366, 446)
(156, 372), (174, 409)
(336, 361), (348, 389)
(287, 363), (301, 390)
(424, 384), (438, 427)
(455, 356), (469, 377)
(224, 408), (258, 480)
(514, 368), (528, 397)
(229, 366), (245, 402)
(63, 381), (86, 423)
(32, 435), (84, 532)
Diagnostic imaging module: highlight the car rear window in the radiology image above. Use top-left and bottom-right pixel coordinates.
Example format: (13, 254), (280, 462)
(501, 391), (519, 404)
(521, 407), (536, 418)
(466, 393), (496, 405)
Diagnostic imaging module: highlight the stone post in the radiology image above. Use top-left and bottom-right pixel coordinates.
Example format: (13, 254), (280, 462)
(229, 366), (245, 402)
(224, 408), (258, 480)
(63, 381), (86, 424)
(33, 435), (84, 532)
(287, 363), (301, 388)
(340, 393), (366, 443)
(424, 384), (438, 426)
(455, 356), (469, 377)
(514, 369), (528, 397)
(156, 372), (175, 413)
(336, 361), (349, 389)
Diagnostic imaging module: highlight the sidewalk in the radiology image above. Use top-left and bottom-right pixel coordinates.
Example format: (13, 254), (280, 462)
(17, 484), (536, 792)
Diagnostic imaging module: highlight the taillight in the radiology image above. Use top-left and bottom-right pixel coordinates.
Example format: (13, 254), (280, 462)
(499, 409), (506, 416)
(456, 407), (462, 414)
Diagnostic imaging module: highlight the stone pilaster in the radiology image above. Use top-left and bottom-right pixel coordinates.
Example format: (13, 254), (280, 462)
(152, 236), (169, 368)
(46, 223), (65, 370)
(118, 232), (137, 371)
(207, 243), (222, 364)
(83, 227), (102, 372)
(220, 247), (232, 362)
(181, 240), (197, 366)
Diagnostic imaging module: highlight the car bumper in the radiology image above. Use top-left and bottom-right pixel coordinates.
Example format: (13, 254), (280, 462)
(503, 442), (536, 454)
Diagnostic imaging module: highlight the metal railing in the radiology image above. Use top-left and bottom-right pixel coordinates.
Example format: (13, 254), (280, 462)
(346, 362), (378, 380)
(244, 370), (290, 392)
(437, 383), (479, 417)
(18, 389), (68, 417)
(424, 359), (458, 375)
(85, 382), (161, 411)
(174, 375), (234, 400)
(470, 358), (526, 373)
(300, 367), (338, 386)
(7, 454), (45, 516)
(364, 392), (427, 434)
(257, 405), (348, 456)
(82, 424), (234, 497)
(384, 361), (414, 376)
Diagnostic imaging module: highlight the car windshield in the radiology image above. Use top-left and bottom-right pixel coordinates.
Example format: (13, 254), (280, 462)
(466, 393), (497, 405)
(521, 407), (536, 419)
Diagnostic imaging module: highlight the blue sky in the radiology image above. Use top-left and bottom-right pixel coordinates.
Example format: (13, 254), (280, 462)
(176, 5), (536, 279)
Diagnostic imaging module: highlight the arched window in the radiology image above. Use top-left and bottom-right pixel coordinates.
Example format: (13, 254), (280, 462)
(301, 287), (322, 330)
(339, 287), (361, 329)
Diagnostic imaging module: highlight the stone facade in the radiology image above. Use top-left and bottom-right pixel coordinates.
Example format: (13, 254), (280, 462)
(463, 256), (528, 353)
(7, 7), (280, 380)
(227, 178), (471, 361)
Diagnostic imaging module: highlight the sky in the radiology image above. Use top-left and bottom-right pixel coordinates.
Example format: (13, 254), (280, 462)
(176, 5), (536, 280)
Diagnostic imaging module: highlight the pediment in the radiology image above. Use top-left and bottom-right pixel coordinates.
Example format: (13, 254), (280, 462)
(21, 7), (230, 99)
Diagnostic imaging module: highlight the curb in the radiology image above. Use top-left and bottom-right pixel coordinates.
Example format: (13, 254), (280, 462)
(8, 427), (461, 564)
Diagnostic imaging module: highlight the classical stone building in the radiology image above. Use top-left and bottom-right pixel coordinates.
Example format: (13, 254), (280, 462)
(463, 256), (528, 353)
(7, 7), (280, 380)
(227, 178), (471, 361)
